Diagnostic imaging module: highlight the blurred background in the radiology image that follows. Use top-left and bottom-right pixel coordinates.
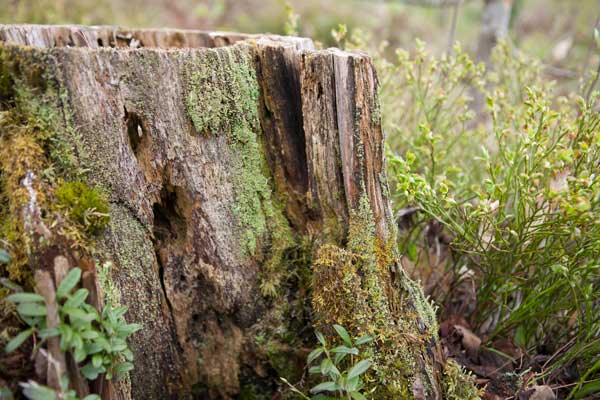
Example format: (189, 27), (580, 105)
(1, 0), (598, 77)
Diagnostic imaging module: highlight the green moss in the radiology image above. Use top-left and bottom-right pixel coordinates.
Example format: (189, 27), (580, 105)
(311, 193), (440, 399)
(55, 181), (110, 235)
(443, 359), (484, 400)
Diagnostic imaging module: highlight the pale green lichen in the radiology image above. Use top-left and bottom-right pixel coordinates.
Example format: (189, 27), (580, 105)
(185, 44), (298, 296)
(186, 45), (279, 256)
(98, 261), (121, 309)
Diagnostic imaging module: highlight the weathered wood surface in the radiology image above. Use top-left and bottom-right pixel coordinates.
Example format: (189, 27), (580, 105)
(0, 24), (443, 399)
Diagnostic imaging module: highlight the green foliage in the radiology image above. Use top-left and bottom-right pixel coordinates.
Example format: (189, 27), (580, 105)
(55, 181), (110, 235)
(281, 325), (374, 400)
(385, 42), (600, 397)
(379, 40), (486, 195)
(5, 267), (141, 383)
(20, 378), (100, 400)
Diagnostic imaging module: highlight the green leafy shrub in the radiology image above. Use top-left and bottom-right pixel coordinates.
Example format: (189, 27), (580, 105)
(55, 181), (109, 235)
(385, 42), (600, 397)
(5, 267), (141, 396)
(281, 324), (374, 400)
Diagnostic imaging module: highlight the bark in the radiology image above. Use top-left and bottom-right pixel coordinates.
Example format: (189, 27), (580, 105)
(0, 24), (448, 399)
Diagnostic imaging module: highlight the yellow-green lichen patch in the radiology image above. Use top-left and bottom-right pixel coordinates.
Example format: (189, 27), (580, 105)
(311, 193), (440, 398)
(186, 45), (279, 256)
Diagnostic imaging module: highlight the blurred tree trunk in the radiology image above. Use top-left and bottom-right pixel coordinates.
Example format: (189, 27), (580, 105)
(0, 25), (448, 399)
(476, 0), (513, 62)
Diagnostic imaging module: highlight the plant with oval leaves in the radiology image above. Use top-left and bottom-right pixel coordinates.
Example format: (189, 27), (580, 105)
(4, 267), (141, 384)
(281, 324), (374, 400)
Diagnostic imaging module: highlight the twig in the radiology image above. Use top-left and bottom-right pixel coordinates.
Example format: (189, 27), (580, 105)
(34, 270), (66, 392)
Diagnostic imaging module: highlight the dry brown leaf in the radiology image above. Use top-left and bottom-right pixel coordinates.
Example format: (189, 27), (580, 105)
(529, 385), (556, 400)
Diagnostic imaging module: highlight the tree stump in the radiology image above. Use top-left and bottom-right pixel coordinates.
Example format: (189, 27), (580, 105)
(0, 25), (450, 399)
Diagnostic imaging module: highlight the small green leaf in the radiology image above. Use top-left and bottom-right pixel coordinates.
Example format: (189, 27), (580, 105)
(62, 307), (96, 322)
(310, 381), (338, 394)
(56, 268), (81, 299)
(350, 392), (367, 400)
(110, 338), (127, 352)
(308, 366), (321, 374)
(17, 302), (47, 317)
(5, 328), (33, 353)
(122, 348), (134, 361)
(82, 395), (101, 400)
(59, 324), (73, 344)
(20, 381), (57, 400)
(307, 347), (324, 364)
(330, 345), (359, 355)
(84, 342), (103, 355)
(114, 361), (134, 380)
(594, 28), (600, 48)
(80, 330), (99, 340)
(320, 358), (333, 375)
(315, 331), (326, 347)
(0, 249), (10, 264)
(346, 375), (360, 392)
(92, 354), (103, 368)
(347, 359), (372, 380)
(514, 325), (527, 348)
(111, 305), (128, 319)
(354, 335), (373, 345)
(38, 328), (59, 339)
(334, 351), (348, 364)
(74, 347), (87, 363)
(64, 288), (89, 308)
(116, 323), (142, 337)
(81, 362), (103, 380)
(1, 278), (22, 292)
(95, 336), (111, 352)
(333, 324), (352, 347)
(6, 292), (44, 303)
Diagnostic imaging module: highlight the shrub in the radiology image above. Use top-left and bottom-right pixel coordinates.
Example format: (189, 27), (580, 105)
(384, 41), (600, 397)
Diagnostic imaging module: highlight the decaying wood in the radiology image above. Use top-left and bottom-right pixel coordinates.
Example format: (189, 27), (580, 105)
(34, 270), (67, 392)
(1, 24), (446, 399)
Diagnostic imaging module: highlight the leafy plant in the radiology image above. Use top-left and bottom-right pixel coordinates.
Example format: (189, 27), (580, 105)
(281, 324), (373, 400)
(5, 267), (141, 383)
(385, 41), (600, 397)
(20, 377), (99, 400)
